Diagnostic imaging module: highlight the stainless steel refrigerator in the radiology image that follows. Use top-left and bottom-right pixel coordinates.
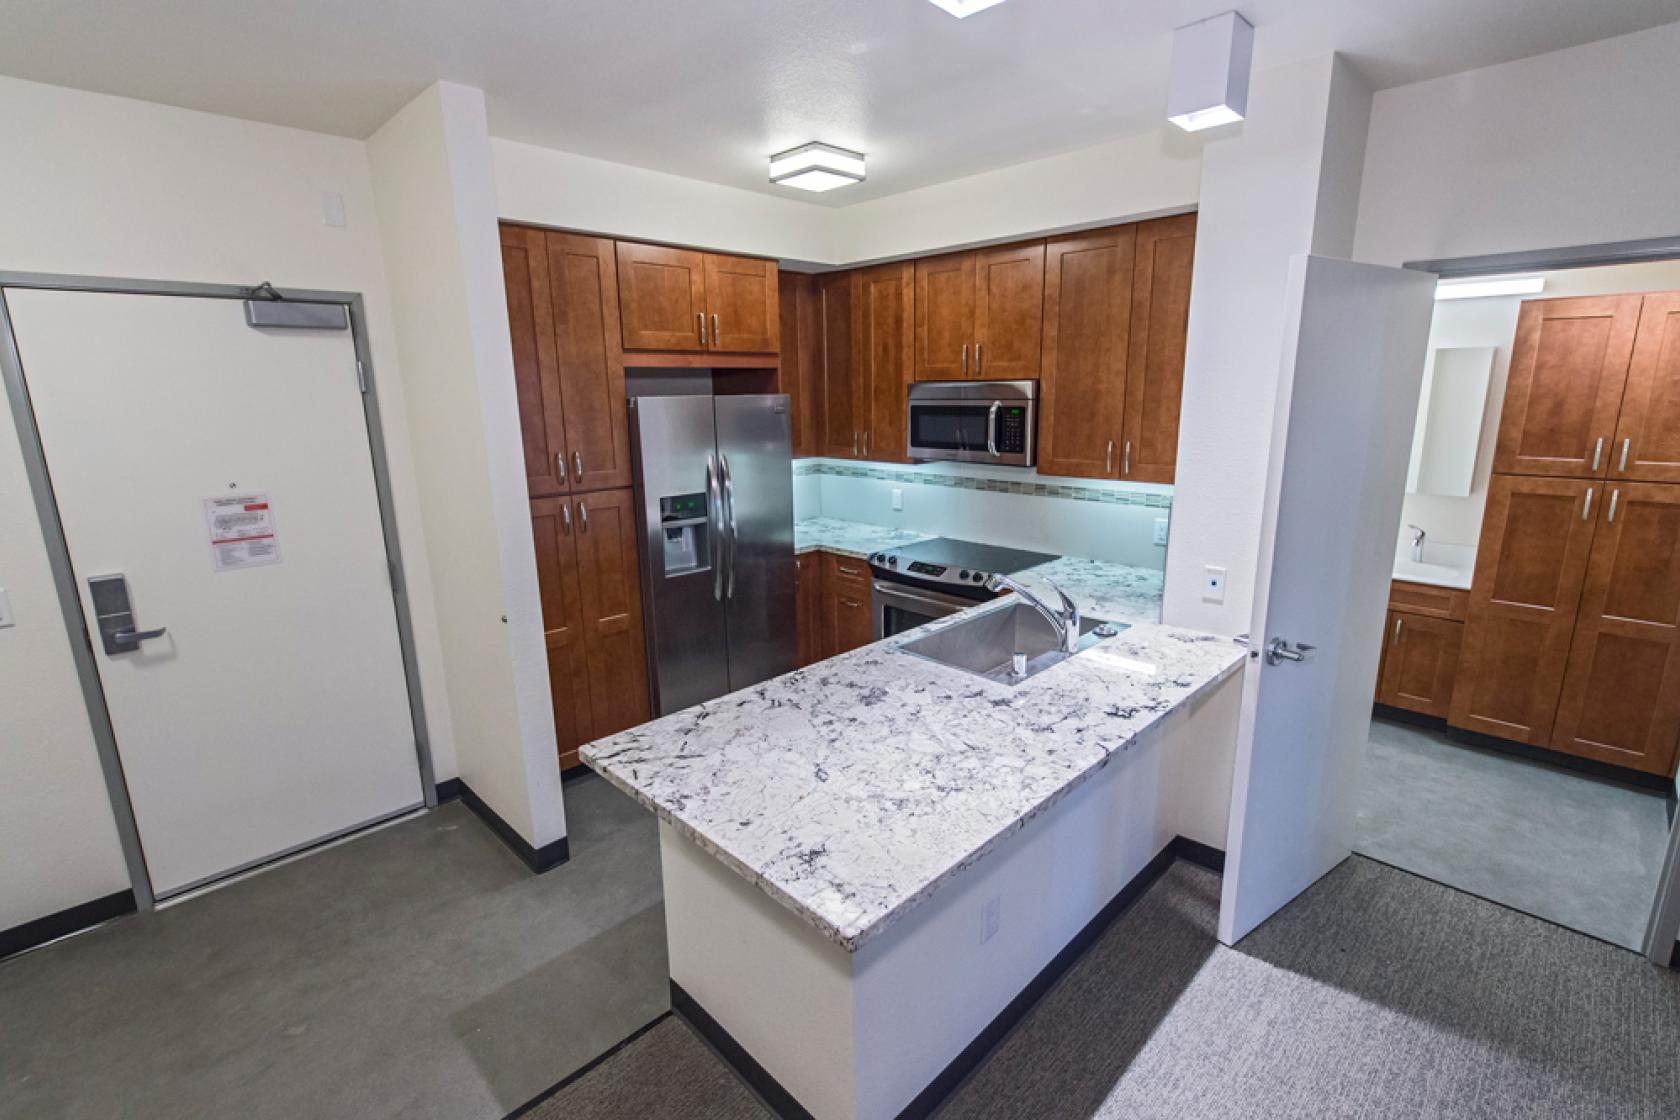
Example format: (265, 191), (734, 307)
(628, 393), (798, 716)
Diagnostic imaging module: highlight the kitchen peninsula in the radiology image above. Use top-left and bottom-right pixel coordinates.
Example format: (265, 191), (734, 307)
(583, 559), (1245, 1119)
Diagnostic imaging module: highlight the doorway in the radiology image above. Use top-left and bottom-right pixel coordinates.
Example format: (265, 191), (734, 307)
(0, 276), (434, 905)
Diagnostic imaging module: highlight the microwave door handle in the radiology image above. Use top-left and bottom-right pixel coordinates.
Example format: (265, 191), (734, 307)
(986, 401), (1000, 457)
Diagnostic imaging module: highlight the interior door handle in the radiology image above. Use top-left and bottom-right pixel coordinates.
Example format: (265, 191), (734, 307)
(1265, 638), (1316, 666)
(112, 627), (167, 645)
(87, 573), (167, 655)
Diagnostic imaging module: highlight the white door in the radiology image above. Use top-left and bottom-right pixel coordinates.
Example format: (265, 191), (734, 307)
(7, 288), (424, 897)
(1219, 256), (1436, 944)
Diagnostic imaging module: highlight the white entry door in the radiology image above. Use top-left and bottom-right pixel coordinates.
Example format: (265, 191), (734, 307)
(1219, 256), (1436, 944)
(7, 288), (424, 897)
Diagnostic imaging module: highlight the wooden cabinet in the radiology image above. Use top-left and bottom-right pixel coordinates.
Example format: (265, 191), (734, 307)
(1492, 294), (1641, 478)
(796, 551), (824, 667)
(530, 496), (596, 771)
(1121, 214), (1196, 484)
(1613, 292), (1680, 483)
(854, 262), (915, 462)
(616, 240), (779, 354)
(821, 552), (874, 657)
(1038, 227), (1136, 479)
(777, 271), (821, 458)
(1376, 609), (1464, 719)
(572, 488), (651, 743)
(1450, 475), (1601, 745)
(503, 225), (571, 498)
(817, 271), (859, 458)
(914, 242), (1045, 381)
(1548, 482), (1680, 774)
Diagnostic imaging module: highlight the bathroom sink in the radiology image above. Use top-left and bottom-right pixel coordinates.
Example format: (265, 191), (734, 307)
(896, 601), (1126, 686)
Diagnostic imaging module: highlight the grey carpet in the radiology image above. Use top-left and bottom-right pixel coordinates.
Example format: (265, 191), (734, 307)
(544, 857), (1680, 1120)
(1357, 716), (1671, 948)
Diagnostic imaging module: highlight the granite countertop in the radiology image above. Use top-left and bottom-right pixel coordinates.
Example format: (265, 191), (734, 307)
(1010, 555), (1165, 627)
(794, 517), (932, 558)
(583, 593), (1241, 952)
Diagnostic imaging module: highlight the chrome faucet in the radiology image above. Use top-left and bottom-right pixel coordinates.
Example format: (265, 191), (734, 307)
(1407, 524), (1426, 563)
(985, 574), (1081, 654)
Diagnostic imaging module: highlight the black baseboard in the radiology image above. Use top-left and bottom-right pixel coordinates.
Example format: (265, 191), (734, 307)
(560, 765), (597, 787)
(1372, 706), (1673, 793)
(1, 889), (136, 961)
(673, 837), (1222, 1120)
(434, 777), (463, 803)
(458, 781), (569, 874)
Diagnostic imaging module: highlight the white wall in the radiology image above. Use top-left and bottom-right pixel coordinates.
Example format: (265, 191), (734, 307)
(1403, 260), (1680, 547)
(368, 84), (566, 850)
(1162, 54), (1373, 635)
(1353, 21), (1680, 268)
(0, 74), (458, 930)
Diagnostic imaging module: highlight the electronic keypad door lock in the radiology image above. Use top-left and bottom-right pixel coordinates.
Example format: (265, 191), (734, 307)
(1265, 637), (1315, 666)
(88, 574), (168, 655)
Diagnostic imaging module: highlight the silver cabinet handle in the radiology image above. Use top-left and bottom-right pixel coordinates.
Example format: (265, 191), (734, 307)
(711, 313), (719, 346)
(1392, 617), (1403, 647)
(1619, 438), (1631, 472)
(1105, 439), (1114, 474)
(706, 457), (723, 601)
(578, 500), (589, 533)
(975, 341), (983, 375)
(112, 626), (167, 644)
(961, 342), (968, 375)
(862, 430), (870, 458)
(1607, 488), (1619, 523)
(1582, 486), (1595, 520)
(987, 400), (1000, 456)
(852, 431), (859, 457)
(572, 451), (583, 483)
(555, 451), (565, 481)
(561, 502), (572, 534)
(1591, 437), (1603, 471)
(698, 312), (707, 347)
(1123, 440), (1132, 476)
(719, 453), (737, 599)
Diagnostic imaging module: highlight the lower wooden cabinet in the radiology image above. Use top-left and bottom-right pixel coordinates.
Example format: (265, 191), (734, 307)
(821, 553), (874, 658)
(796, 551), (824, 667)
(531, 496), (594, 770)
(1376, 609), (1463, 719)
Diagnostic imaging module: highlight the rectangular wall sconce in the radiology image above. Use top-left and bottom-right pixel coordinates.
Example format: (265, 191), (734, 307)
(1167, 11), (1255, 132)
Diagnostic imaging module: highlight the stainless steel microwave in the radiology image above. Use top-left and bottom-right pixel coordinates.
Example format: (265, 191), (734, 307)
(905, 380), (1037, 467)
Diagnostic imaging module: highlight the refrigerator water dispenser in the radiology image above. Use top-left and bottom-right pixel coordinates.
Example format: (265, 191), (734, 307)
(658, 492), (710, 576)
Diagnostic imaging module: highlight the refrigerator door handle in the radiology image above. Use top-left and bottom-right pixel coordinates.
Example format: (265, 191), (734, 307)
(719, 452), (738, 599)
(706, 455), (724, 602)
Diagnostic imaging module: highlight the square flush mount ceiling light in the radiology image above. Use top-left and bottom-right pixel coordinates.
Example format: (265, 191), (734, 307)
(769, 142), (867, 192)
(925, 0), (1008, 16)
(1434, 276), (1547, 301)
(1167, 11), (1254, 132)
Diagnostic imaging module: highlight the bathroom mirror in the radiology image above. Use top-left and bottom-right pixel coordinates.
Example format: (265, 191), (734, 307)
(1406, 346), (1494, 498)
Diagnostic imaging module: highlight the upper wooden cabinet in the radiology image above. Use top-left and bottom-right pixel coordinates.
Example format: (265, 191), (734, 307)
(1492, 294), (1641, 478)
(817, 271), (859, 459)
(914, 242), (1044, 381)
(616, 240), (779, 354)
(1122, 214), (1196, 484)
(777, 271), (821, 458)
(854, 262), (915, 462)
(1612, 292), (1680, 483)
(1038, 227), (1136, 479)
(503, 225), (571, 498)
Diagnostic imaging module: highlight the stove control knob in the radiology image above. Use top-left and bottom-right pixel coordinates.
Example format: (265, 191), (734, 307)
(870, 553), (881, 564)
(973, 570), (987, 582)
(959, 569), (970, 580)
(888, 556), (898, 567)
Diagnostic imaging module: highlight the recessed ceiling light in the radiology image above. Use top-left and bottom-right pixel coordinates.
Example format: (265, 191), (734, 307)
(1434, 276), (1547, 301)
(925, 0), (1007, 18)
(1167, 11), (1254, 132)
(769, 142), (867, 193)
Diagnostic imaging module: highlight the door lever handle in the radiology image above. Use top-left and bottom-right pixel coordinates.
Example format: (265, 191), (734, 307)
(112, 627), (167, 645)
(1265, 638), (1315, 666)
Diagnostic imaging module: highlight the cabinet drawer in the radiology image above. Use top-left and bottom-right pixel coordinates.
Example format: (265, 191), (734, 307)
(823, 552), (871, 588)
(1388, 579), (1469, 621)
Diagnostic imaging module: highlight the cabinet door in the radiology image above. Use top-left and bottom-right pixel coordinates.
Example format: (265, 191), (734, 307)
(914, 251), (975, 381)
(573, 488), (651, 740)
(1038, 228), (1135, 479)
(1549, 483), (1680, 775)
(530, 497), (592, 769)
(1376, 610), (1464, 719)
(796, 551), (824, 667)
(973, 241), (1045, 379)
(821, 556), (874, 657)
(615, 241), (707, 351)
(704, 254), (780, 354)
(855, 262), (915, 462)
(545, 233), (633, 491)
(817, 271), (859, 458)
(1449, 475), (1600, 744)
(1121, 213), (1196, 484)
(1492, 294), (1640, 478)
(777, 271), (821, 458)
(1612, 293), (1680, 483)
(502, 224), (569, 498)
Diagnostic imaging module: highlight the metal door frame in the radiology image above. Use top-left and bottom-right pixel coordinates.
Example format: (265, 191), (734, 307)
(1403, 234), (1680, 967)
(0, 271), (437, 911)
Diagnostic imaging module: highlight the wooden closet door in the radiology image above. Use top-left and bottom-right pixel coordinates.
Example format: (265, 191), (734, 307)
(1449, 475), (1600, 744)
(502, 224), (569, 498)
(855, 262), (914, 462)
(915, 252), (975, 380)
(777, 271), (821, 458)
(817, 271), (859, 458)
(1612, 293), (1680, 483)
(973, 241), (1045, 379)
(704, 254), (780, 354)
(530, 498), (592, 768)
(545, 233), (632, 491)
(1492, 294), (1640, 478)
(615, 241), (707, 351)
(1121, 213), (1196, 484)
(1549, 483), (1680, 775)
(573, 488), (651, 739)
(1037, 228), (1135, 479)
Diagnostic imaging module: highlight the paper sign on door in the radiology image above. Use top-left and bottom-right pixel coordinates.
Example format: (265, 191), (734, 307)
(205, 493), (282, 572)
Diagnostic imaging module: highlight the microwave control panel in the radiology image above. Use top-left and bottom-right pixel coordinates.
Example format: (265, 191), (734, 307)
(995, 406), (1028, 453)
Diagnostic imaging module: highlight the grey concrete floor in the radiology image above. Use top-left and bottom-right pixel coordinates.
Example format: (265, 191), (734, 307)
(1356, 716), (1673, 949)
(0, 773), (667, 1120)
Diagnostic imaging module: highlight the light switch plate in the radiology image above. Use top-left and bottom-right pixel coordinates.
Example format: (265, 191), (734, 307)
(891, 487), (903, 512)
(1154, 517), (1170, 546)
(0, 587), (13, 629)
(1202, 565), (1227, 604)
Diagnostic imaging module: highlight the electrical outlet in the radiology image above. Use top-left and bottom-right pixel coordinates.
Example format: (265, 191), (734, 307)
(0, 588), (13, 629)
(891, 487), (903, 512)
(980, 894), (1001, 944)
(1202, 565), (1227, 604)
(1153, 517), (1169, 546)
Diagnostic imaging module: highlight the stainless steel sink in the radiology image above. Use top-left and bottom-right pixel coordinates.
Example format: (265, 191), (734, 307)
(896, 601), (1126, 686)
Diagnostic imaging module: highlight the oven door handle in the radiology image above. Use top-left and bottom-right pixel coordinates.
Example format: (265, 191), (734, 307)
(871, 580), (982, 614)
